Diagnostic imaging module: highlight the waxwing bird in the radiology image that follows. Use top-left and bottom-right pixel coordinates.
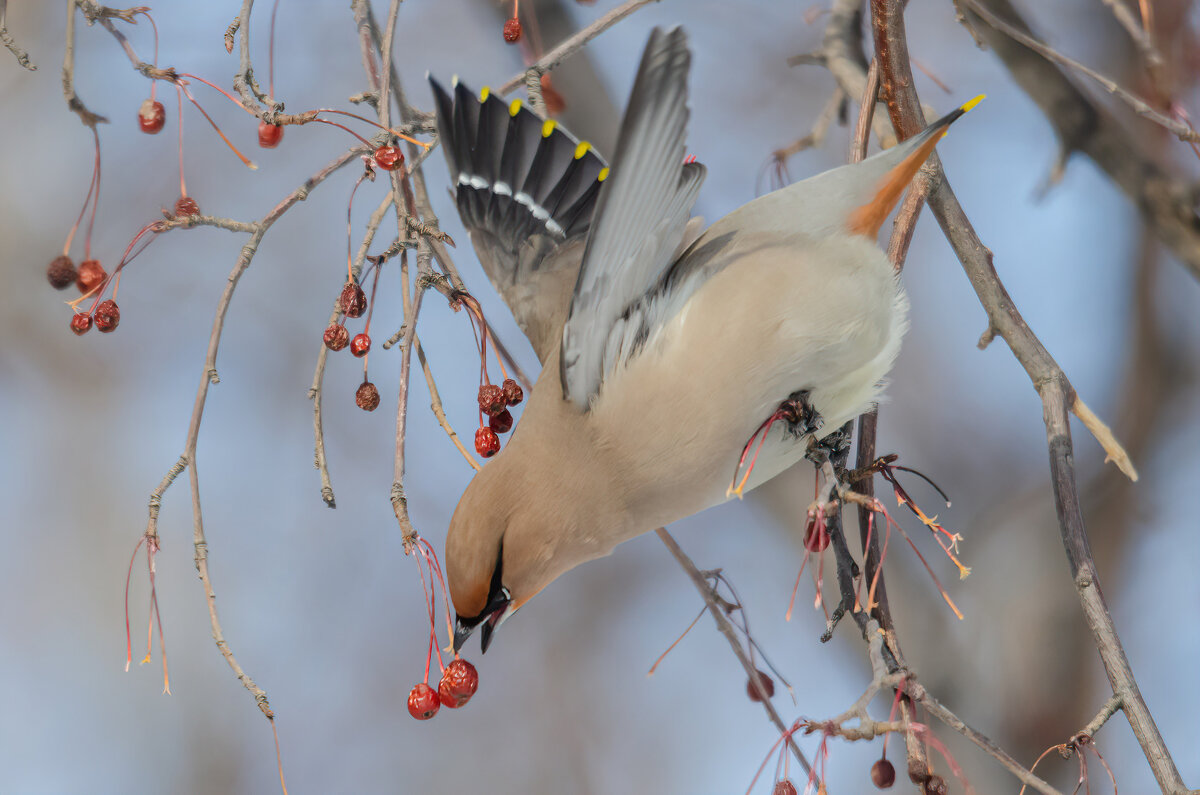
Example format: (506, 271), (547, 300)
(432, 27), (980, 653)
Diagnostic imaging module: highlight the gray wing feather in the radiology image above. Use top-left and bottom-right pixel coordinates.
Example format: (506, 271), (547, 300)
(560, 27), (704, 408)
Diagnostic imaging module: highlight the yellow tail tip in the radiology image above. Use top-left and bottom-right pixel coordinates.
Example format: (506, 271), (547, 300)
(960, 94), (986, 114)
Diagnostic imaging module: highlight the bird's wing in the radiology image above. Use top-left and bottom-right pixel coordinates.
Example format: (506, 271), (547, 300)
(430, 77), (609, 363)
(559, 27), (705, 409)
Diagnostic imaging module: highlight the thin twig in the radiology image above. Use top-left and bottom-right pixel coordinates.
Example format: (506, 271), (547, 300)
(1, 0), (36, 70)
(655, 528), (812, 776)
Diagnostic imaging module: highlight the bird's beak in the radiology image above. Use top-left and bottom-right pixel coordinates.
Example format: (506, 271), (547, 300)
(454, 600), (514, 655)
(453, 616), (477, 654)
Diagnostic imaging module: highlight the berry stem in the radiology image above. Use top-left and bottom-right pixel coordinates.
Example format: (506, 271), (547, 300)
(176, 83), (187, 198)
(176, 73), (250, 113)
(268, 0), (282, 98)
(63, 126), (102, 258)
(178, 81), (257, 169)
(311, 109), (431, 148)
(123, 536), (146, 672)
(140, 9), (160, 102)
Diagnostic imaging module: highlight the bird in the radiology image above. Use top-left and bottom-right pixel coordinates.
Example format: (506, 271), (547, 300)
(430, 27), (979, 654)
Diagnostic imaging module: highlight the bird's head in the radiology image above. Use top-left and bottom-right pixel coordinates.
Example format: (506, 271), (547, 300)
(446, 464), (568, 655)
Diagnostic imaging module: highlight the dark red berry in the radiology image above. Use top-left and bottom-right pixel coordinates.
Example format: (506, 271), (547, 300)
(746, 669), (775, 702)
(923, 775), (947, 795)
(437, 658), (479, 708)
(501, 378), (523, 406)
(340, 281), (367, 318)
(323, 323), (349, 351)
(871, 759), (896, 789)
(407, 682), (440, 720)
(94, 299), (120, 333)
(489, 409), (513, 434)
(175, 196), (200, 217)
(355, 381), (380, 411)
(138, 99), (166, 134)
(804, 520), (830, 553)
(47, 255), (77, 290)
(374, 146), (403, 171)
(475, 427), (500, 458)
(350, 333), (371, 358)
(76, 260), (106, 294)
(773, 781), (798, 795)
(258, 121), (284, 148)
(70, 312), (93, 336)
(502, 17), (522, 43)
(477, 383), (506, 417)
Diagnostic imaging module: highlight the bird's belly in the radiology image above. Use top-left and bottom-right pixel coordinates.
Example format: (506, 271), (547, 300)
(589, 234), (906, 530)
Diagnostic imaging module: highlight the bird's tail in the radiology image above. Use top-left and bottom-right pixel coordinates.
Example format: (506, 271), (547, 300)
(429, 78), (609, 252)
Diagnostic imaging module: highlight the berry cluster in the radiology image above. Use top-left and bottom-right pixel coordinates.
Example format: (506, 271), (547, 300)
(323, 274), (380, 411)
(406, 535), (482, 721)
(474, 378), (522, 457)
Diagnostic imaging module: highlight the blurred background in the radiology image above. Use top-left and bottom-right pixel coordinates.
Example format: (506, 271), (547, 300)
(2, 1), (1197, 793)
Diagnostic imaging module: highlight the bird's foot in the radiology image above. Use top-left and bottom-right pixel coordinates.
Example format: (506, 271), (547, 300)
(777, 389), (824, 439)
(726, 390), (826, 500)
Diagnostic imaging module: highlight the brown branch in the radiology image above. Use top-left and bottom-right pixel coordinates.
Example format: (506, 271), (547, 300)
(1, 0), (35, 70)
(62, 2), (106, 127)
(654, 528), (812, 776)
(415, 336), (481, 472)
(497, 0), (662, 96)
(870, 2), (1191, 792)
(958, 0), (1200, 286)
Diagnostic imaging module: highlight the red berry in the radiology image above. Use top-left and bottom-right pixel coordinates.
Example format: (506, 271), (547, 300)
(355, 381), (380, 411)
(804, 520), (830, 552)
(350, 333), (371, 358)
(488, 409), (513, 434)
(374, 145), (403, 171)
(70, 312), (93, 336)
(871, 759), (896, 789)
(773, 782), (798, 795)
(94, 299), (120, 333)
(437, 658), (479, 708)
(501, 378), (523, 406)
(323, 323), (349, 351)
(746, 669), (775, 702)
(76, 260), (106, 294)
(175, 196), (200, 217)
(477, 383), (506, 417)
(502, 17), (522, 43)
(340, 281), (367, 318)
(407, 682), (440, 720)
(138, 99), (166, 134)
(475, 427), (500, 458)
(258, 121), (284, 148)
(47, 255), (77, 290)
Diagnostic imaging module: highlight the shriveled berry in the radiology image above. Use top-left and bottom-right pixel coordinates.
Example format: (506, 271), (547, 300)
(374, 145), (403, 171)
(138, 99), (166, 134)
(502, 16), (522, 43)
(407, 682), (440, 720)
(437, 658), (479, 708)
(477, 383), (506, 417)
(323, 323), (349, 351)
(70, 313), (93, 336)
(47, 255), (77, 290)
(501, 377), (523, 406)
(350, 333), (371, 358)
(489, 409), (513, 434)
(175, 196), (200, 217)
(773, 781), (798, 795)
(355, 381), (380, 411)
(94, 299), (120, 333)
(340, 281), (367, 318)
(871, 759), (896, 789)
(76, 259), (106, 294)
(746, 669), (775, 702)
(923, 775), (947, 795)
(258, 121), (284, 148)
(475, 427), (500, 458)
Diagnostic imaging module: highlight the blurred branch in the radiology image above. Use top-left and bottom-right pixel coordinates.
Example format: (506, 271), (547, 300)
(958, 0), (1200, 286)
(869, 2), (1191, 792)
(1, 0), (36, 70)
(654, 528), (813, 776)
